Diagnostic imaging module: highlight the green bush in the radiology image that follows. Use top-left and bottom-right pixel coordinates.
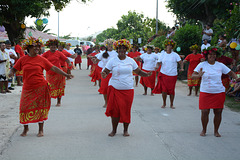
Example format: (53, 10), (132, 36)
(150, 35), (166, 50)
(173, 24), (202, 56)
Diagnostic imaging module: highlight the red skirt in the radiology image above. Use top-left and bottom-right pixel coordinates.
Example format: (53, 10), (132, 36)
(106, 86), (134, 123)
(199, 92), (225, 110)
(75, 55), (82, 64)
(19, 84), (51, 124)
(91, 65), (102, 82)
(187, 70), (201, 86)
(89, 64), (96, 77)
(140, 69), (156, 89)
(98, 73), (112, 94)
(153, 72), (177, 95)
(46, 73), (65, 98)
(87, 57), (93, 66)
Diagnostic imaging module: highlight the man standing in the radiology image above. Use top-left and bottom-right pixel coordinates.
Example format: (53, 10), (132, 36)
(74, 45), (83, 70)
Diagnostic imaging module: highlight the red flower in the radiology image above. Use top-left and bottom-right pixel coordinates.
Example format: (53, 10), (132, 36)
(209, 50), (212, 53)
(204, 51), (207, 54)
(212, 48), (217, 51)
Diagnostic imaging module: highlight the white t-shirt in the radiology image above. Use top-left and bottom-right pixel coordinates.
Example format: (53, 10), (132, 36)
(194, 61), (231, 93)
(202, 28), (213, 40)
(96, 50), (118, 70)
(158, 51), (181, 76)
(65, 49), (75, 62)
(140, 53), (159, 71)
(106, 57), (138, 90)
(0, 50), (10, 75)
(201, 43), (211, 51)
(5, 48), (17, 64)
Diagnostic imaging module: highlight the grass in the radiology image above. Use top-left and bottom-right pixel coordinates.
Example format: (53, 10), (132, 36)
(225, 96), (240, 112)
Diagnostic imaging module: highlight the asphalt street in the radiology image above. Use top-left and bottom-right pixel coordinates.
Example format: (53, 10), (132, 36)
(1, 59), (240, 160)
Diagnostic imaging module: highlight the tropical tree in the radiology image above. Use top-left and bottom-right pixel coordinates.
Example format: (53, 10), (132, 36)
(0, 0), (88, 43)
(95, 28), (118, 44)
(166, 0), (239, 26)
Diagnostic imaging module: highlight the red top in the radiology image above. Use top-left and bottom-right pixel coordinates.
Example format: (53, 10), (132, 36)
(127, 51), (141, 66)
(184, 53), (203, 72)
(42, 50), (67, 75)
(15, 44), (25, 57)
(217, 55), (233, 78)
(13, 55), (53, 90)
(60, 50), (72, 67)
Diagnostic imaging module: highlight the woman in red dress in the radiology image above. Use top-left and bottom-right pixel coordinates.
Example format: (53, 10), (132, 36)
(183, 44), (203, 96)
(88, 45), (100, 86)
(8, 37), (73, 137)
(15, 41), (25, 86)
(42, 39), (72, 106)
(127, 44), (141, 86)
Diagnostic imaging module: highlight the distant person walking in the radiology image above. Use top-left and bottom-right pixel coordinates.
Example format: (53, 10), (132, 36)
(74, 45), (83, 70)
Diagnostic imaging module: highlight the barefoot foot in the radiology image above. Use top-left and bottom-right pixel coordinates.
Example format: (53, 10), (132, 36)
(170, 105), (175, 109)
(20, 129), (29, 137)
(214, 132), (221, 137)
(37, 131), (44, 137)
(200, 131), (206, 137)
(187, 93), (191, 96)
(103, 104), (107, 108)
(161, 105), (166, 108)
(108, 131), (116, 137)
(123, 131), (130, 137)
(143, 93), (147, 95)
(56, 103), (61, 107)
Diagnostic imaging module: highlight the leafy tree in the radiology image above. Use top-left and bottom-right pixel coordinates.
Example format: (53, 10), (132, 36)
(60, 33), (72, 39)
(0, 0), (88, 43)
(166, 0), (239, 26)
(173, 23), (202, 56)
(95, 28), (118, 44)
(30, 22), (53, 35)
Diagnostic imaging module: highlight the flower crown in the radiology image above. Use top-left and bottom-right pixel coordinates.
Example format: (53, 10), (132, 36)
(59, 42), (66, 48)
(189, 44), (200, 51)
(66, 43), (71, 46)
(163, 39), (176, 48)
(22, 37), (44, 50)
(103, 39), (116, 47)
(45, 39), (59, 47)
(201, 46), (223, 56)
(113, 39), (131, 50)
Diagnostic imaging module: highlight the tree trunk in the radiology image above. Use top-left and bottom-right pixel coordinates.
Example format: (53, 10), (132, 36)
(3, 21), (25, 45)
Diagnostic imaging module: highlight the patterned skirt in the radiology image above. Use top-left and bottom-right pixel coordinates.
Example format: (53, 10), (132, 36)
(16, 70), (23, 77)
(19, 84), (51, 124)
(46, 73), (65, 98)
(187, 70), (201, 87)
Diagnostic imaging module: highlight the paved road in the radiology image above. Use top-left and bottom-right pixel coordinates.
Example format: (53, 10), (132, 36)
(1, 59), (240, 160)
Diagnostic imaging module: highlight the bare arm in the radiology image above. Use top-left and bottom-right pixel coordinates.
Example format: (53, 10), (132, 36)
(178, 60), (184, 72)
(50, 66), (73, 79)
(192, 68), (204, 79)
(101, 68), (110, 79)
(133, 68), (152, 77)
(155, 62), (162, 70)
(65, 59), (72, 66)
(8, 67), (17, 77)
(228, 71), (238, 80)
(134, 56), (142, 62)
(70, 54), (77, 59)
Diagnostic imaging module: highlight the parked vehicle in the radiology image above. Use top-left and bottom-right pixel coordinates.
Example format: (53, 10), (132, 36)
(80, 41), (95, 46)
(66, 40), (80, 47)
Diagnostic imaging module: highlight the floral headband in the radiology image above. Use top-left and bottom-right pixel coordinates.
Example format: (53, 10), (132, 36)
(103, 39), (116, 47)
(201, 46), (223, 56)
(113, 39), (131, 50)
(22, 37), (44, 50)
(189, 44), (200, 51)
(163, 39), (176, 48)
(66, 43), (71, 46)
(45, 39), (59, 47)
(58, 42), (66, 48)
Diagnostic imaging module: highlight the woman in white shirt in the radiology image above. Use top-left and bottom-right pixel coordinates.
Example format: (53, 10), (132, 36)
(153, 39), (184, 109)
(192, 46), (239, 137)
(101, 39), (151, 137)
(93, 39), (118, 108)
(135, 46), (159, 96)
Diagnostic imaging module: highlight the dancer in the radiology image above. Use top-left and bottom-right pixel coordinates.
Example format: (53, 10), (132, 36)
(135, 45), (158, 95)
(102, 39), (151, 137)
(153, 39), (184, 109)
(15, 40), (25, 86)
(93, 39), (117, 107)
(42, 39), (72, 106)
(88, 45), (100, 86)
(8, 37), (73, 137)
(65, 43), (76, 76)
(192, 46), (238, 137)
(183, 44), (203, 96)
(127, 44), (141, 86)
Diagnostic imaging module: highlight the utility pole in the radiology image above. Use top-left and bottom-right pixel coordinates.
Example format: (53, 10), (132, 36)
(58, 11), (59, 40)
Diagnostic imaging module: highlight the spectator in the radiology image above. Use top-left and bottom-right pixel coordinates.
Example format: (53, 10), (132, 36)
(218, 35), (228, 51)
(201, 39), (211, 51)
(74, 45), (83, 70)
(202, 24), (213, 43)
(0, 42), (11, 93)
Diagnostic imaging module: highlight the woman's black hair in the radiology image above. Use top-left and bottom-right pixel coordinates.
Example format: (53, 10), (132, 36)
(102, 47), (109, 58)
(204, 51), (220, 61)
